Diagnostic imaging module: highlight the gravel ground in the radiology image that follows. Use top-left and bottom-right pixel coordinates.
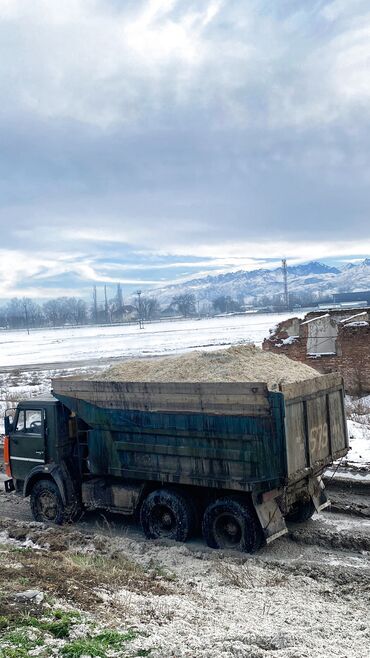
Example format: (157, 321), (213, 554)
(0, 339), (369, 656)
(0, 509), (369, 658)
(1, 476), (370, 657)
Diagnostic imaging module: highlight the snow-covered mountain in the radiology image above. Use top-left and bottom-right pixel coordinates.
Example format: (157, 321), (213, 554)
(147, 259), (370, 306)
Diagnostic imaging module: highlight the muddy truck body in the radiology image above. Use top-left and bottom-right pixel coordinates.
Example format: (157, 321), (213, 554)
(3, 373), (348, 552)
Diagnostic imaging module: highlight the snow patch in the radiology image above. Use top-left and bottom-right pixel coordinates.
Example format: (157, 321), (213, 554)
(343, 321), (369, 327)
(279, 335), (299, 346)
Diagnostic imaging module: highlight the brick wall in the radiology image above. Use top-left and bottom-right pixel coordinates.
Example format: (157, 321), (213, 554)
(263, 313), (370, 394)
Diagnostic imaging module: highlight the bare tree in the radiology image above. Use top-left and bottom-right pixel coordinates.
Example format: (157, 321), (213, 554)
(116, 283), (124, 320)
(104, 285), (110, 323)
(5, 298), (24, 329)
(66, 298), (87, 325)
(171, 293), (196, 317)
(139, 297), (161, 321)
(29, 300), (44, 327)
(22, 298), (30, 334)
(92, 286), (98, 324)
(43, 299), (63, 327)
(43, 297), (76, 327)
(5, 298), (42, 330)
(213, 296), (241, 314)
(1, 294), (89, 329)
(0, 306), (7, 328)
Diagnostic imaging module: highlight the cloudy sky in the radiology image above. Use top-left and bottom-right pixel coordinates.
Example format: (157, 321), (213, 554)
(1, 0), (370, 301)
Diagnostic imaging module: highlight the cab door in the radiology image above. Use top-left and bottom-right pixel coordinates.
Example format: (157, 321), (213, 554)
(9, 408), (46, 481)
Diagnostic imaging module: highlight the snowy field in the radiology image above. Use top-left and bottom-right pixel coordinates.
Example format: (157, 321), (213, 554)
(339, 396), (370, 473)
(0, 312), (292, 367)
(0, 312), (368, 474)
(0, 312), (294, 433)
(0, 318), (369, 658)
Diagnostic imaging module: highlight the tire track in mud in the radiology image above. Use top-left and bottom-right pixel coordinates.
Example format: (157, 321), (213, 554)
(1, 474), (370, 555)
(325, 476), (370, 518)
(289, 519), (370, 553)
(0, 501), (370, 557)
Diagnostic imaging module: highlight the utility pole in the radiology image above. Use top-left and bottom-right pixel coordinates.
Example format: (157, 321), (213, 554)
(136, 290), (144, 329)
(282, 258), (289, 309)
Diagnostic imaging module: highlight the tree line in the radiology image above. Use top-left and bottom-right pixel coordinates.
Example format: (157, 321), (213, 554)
(0, 286), (247, 331)
(0, 282), (333, 331)
(254, 289), (336, 310)
(0, 284), (146, 330)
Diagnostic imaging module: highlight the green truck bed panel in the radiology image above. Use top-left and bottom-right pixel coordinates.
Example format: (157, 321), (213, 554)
(55, 393), (286, 491)
(52, 373), (348, 493)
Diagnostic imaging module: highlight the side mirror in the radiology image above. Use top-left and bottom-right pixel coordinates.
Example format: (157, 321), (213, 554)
(4, 408), (16, 435)
(4, 415), (13, 434)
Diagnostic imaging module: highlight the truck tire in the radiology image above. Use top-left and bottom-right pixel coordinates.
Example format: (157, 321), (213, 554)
(286, 499), (315, 523)
(30, 479), (65, 525)
(140, 489), (195, 542)
(202, 498), (263, 553)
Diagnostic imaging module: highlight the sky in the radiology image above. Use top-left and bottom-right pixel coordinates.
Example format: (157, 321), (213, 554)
(1, 0), (370, 301)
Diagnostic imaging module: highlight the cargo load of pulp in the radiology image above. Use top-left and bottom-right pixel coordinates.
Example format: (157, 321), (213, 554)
(95, 344), (319, 390)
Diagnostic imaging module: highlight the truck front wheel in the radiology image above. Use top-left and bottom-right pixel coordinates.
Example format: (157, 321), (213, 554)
(30, 479), (65, 525)
(202, 498), (263, 553)
(140, 489), (195, 542)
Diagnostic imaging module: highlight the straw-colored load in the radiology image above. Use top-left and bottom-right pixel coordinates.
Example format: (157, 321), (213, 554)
(97, 344), (319, 391)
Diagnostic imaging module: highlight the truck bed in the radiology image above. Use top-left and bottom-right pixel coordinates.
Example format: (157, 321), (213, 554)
(52, 373), (348, 493)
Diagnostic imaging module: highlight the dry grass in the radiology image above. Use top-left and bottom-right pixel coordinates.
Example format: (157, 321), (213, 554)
(346, 396), (370, 426)
(216, 560), (287, 589)
(0, 544), (173, 613)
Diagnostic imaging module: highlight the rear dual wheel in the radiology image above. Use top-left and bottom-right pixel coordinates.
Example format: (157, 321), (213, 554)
(140, 489), (196, 542)
(202, 498), (264, 553)
(141, 490), (264, 553)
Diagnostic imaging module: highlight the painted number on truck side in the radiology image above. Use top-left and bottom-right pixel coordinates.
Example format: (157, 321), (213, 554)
(309, 422), (329, 457)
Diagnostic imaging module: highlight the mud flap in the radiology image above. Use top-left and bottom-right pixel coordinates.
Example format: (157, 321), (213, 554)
(252, 496), (288, 544)
(4, 479), (15, 493)
(309, 476), (330, 512)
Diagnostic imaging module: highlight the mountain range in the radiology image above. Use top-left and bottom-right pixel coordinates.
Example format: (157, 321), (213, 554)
(147, 259), (370, 306)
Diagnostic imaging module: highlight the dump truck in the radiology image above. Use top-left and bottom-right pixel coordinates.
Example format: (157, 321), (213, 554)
(3, 372), (348, 552)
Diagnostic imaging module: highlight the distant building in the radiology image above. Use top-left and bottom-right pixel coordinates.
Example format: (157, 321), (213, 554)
(333, 291), (370, 305)
(263, 308), (370, 395)
(318, 301), (368, 310)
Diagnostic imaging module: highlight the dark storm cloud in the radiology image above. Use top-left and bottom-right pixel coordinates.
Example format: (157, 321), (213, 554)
(0, 0), (369, 297)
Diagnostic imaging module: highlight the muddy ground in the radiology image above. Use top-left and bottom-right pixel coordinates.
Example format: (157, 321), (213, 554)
(1, 481), (370, 658)
(0, 355), (369, 656)
(1, 442), (370, 657)
(323, 476), (370, 517)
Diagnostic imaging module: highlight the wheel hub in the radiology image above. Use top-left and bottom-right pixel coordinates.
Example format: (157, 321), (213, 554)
(151, 504), (176, 536)
(214, 513), (243, 547)
(225, 521), (239, 537)
(39, 492), (57, 520)
(161, 512), (173, 528)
